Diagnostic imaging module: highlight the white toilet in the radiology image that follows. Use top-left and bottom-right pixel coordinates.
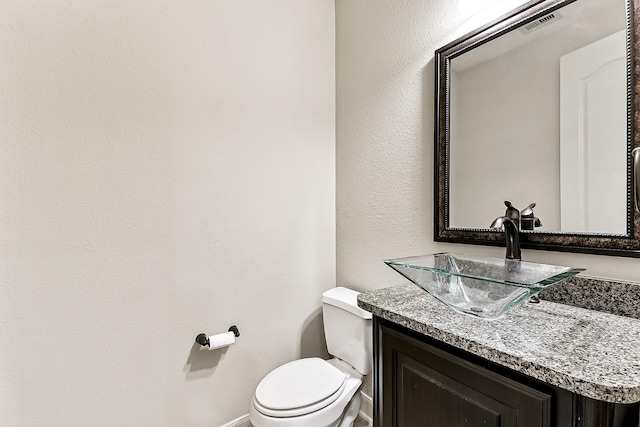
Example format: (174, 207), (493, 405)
(249, 287), (372, 427)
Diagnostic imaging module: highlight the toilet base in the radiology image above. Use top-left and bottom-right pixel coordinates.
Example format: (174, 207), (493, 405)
(336, 390), (361, 427)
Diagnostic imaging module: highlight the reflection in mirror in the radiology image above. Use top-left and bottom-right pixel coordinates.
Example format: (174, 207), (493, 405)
(449, 0), (627, 233)
(435, 0), (640, 257)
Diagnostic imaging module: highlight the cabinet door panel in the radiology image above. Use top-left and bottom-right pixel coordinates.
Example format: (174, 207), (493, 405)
(399, 355), (512, 427)
(381, 323), (551, 427)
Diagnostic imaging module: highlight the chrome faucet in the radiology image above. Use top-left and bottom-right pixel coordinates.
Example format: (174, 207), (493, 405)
(490, 216), (521, 260)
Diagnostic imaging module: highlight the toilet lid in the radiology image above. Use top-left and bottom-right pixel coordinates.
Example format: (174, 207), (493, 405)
(255, 358), (346, 416)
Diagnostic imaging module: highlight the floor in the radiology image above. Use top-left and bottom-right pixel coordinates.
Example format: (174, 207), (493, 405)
(354, 417), (371, 427)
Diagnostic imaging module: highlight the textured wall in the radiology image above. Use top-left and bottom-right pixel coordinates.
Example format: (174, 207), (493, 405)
(0, 1), (334, 425)
(336, 0), (640, 290)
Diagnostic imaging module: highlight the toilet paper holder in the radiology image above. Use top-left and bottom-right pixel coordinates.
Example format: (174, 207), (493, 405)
(195, 325), (240, 347)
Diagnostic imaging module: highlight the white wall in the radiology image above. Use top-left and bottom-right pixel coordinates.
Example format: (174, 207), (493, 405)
(336, 0), (640, 289)
(0, 1), (335, 425)
(449, 17), (623, 231)
(450, 37), (563, 230)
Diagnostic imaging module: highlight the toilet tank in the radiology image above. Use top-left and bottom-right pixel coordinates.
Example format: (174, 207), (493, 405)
(321, 287), (373, 375)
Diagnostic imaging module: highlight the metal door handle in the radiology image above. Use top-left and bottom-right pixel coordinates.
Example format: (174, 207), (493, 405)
(633, 148), (640, 212)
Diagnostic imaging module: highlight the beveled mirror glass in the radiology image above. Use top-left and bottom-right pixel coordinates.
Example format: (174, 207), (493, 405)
(435, 0), (640, 257)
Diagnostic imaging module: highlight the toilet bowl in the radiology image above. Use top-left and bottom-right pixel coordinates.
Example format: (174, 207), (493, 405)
(249, 287), (372, 427)
(249, 358), (362, 427)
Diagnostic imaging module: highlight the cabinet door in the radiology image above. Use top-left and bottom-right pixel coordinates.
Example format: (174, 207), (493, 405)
(378, 321), (551, 427)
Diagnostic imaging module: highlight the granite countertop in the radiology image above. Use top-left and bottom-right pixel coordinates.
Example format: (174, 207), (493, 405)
(357, 283), (640, 404)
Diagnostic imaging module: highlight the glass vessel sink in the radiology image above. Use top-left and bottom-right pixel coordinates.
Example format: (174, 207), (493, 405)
(385, 253), (585, 319)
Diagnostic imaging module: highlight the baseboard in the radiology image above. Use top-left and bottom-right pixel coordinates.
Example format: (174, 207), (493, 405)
(358, 390), (373, 426)
(219, 414), (251, 427)
(357, 412), (373, 426)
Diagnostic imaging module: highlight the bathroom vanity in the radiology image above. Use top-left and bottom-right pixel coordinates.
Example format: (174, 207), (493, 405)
(358, 283), (640, 427)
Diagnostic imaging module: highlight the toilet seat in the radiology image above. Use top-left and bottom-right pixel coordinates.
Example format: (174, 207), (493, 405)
(254, 358), (347, 417)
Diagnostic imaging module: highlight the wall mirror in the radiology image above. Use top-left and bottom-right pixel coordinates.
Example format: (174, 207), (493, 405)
(435, 0), (640, 257)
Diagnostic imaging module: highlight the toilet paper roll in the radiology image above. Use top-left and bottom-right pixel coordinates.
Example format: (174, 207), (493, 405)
(207, 331), (236, 350)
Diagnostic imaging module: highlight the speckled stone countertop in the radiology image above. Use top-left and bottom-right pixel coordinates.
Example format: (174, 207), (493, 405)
(539, 276), (640, 319)
(357, 283), (640, 404)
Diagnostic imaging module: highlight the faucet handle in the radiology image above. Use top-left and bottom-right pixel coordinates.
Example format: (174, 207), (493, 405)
(503, 201), (519, 217)
(490, 216), (506, 229)
(503, 201), (520, 229)
(520, 203), (537, 217)
(520, 203), (542, 230)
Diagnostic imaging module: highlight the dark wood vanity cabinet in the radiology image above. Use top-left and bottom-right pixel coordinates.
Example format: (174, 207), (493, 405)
(373, 317), (640, 427)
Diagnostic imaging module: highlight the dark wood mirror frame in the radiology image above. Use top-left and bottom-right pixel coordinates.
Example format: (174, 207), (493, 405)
(434, 0), (640, 257)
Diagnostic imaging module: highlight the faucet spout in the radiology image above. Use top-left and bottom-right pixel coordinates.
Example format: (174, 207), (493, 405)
(490, 217), (521, 260)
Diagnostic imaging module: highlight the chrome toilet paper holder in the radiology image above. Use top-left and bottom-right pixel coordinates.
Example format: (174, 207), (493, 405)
(195, 325), (240, 347)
